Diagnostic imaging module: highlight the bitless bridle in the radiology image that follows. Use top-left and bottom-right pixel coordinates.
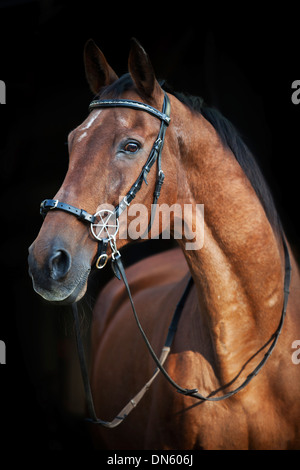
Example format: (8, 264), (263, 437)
(39, 92), (291, 427)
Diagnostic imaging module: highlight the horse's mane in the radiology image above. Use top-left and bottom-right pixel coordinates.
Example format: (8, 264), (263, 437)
(99, 74), (281, 236)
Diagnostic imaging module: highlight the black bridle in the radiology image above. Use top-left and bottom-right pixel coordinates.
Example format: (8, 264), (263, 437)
(40, 93), (171, 267)
(39, 92), (292, 427)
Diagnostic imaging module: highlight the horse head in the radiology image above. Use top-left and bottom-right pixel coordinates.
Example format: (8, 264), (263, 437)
(28, 39), (179, 303)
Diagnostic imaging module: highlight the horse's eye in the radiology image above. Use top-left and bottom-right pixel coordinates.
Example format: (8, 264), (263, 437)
(124, 142), (140, 153)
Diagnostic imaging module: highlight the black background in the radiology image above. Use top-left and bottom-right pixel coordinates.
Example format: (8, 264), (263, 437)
(0, 0), (299, 450)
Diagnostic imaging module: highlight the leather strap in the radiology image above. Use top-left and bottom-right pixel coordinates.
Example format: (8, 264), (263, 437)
(72, 274), (193, 427)
(73, 236), (291, 427)
(111, 238), (292, 402)
(114, 93), (170, 221)
(95, 238), (109, 269)
(89, 98), (171, 126)
(40, 199), (95, 224)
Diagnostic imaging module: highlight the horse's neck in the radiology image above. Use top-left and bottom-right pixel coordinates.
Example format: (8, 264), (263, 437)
(175, 111), (284, 382)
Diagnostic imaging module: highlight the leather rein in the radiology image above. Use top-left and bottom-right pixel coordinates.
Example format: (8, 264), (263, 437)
(40, 93), (292, 427)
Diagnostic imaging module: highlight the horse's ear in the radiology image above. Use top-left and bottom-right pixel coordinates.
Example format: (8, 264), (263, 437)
(84, 39), (118, 94)
(128, 38), (161, 101)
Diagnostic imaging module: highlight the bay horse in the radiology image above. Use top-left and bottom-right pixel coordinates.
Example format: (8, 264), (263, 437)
(28, 39), (300, 450)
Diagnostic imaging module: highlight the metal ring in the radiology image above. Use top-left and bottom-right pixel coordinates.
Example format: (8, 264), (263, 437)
(96, 254), (109, 269)
(91, 209), (119, 241)
(111, 250), (121, 260)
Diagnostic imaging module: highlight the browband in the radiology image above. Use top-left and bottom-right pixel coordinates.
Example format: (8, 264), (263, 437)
(89, 98), (171, 126)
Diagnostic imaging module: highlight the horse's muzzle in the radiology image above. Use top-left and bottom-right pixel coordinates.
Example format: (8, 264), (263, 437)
(28, 240), (91, 304)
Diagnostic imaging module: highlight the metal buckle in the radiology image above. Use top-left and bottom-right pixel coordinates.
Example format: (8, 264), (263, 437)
(50, 199), (59, 210)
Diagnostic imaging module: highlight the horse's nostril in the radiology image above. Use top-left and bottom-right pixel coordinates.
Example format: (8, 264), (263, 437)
(49, 249), (71, 281)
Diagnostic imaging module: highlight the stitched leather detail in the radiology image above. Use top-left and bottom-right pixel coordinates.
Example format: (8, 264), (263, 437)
(89, 99), (171, 126)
